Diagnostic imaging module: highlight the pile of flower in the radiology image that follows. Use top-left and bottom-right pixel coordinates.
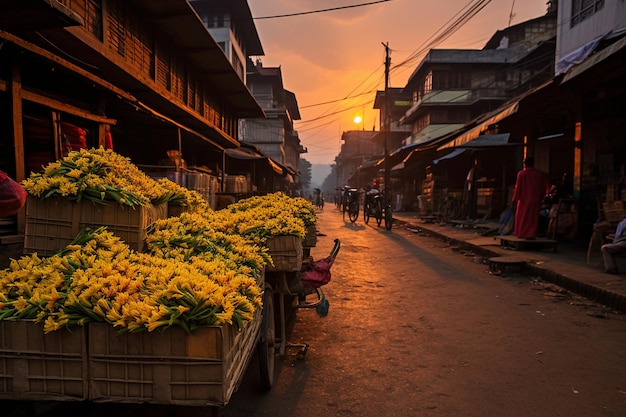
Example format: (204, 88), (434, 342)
(7, 150), (317, 335)
(21, 147), (196, 208)
(145, 211), (270, 269)
(0, 226), (264, 333)
(208, 193), (316, 243)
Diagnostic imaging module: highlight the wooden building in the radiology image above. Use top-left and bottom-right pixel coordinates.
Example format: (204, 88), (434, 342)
(0, 0), (265, 235)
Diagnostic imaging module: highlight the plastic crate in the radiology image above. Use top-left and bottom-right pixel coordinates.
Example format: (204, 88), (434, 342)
(0, 321), (88, 401)
(265, 235), (303, 272)
(24, 197), (168, 255)
(88, 307), (262, 407)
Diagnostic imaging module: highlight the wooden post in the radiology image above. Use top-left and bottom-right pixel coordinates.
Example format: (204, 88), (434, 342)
(11, 61), (25, 233)
(11, 62), (24, 181)
(52, 111), (61, 160)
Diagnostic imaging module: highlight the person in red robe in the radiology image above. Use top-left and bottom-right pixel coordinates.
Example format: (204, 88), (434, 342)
(512, 157), (550, 239)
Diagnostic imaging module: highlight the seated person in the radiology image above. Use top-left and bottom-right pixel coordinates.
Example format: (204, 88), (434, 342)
(601, 216), (626, 274)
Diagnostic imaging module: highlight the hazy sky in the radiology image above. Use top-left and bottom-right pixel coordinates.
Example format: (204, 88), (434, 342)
(248, 0), (551, 164)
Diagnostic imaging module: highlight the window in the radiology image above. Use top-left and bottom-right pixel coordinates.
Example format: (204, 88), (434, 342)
(571, 0), (604, 27)
(423, 70), (471, 94)
(423, 72), (433, 95)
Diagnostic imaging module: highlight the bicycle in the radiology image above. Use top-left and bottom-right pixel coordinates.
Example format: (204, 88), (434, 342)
(341, 186), (359, 223)
(379, 188), (393, 230)
(364, 188), (383, 227)
(382, 197), (393, 230)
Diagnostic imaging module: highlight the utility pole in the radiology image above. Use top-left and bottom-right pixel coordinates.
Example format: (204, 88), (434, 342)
(382, 42), (391, 207)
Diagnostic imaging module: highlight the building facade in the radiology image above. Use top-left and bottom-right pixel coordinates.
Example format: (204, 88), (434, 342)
(0, 0), (267, 237)
(238, 61), (307, 194)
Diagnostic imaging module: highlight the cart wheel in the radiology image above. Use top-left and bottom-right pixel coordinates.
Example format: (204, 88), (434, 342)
(296, 344), (309, 360)
(375, 200), (383, 227)
(349, 201), (359, 223)
(363, 202), (371, 224)
(384, 205), (393, 230)
(258, 285), (276, 391)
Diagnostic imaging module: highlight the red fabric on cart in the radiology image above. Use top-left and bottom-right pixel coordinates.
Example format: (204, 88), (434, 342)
(0, 171), (27, 217)
(301, 256), (334, 288)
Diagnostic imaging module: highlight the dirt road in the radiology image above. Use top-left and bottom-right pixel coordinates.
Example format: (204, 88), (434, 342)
(223, 208), (626, 417)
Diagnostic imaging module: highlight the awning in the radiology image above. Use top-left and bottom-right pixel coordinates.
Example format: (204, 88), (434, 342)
(452, 133), (513, 148)
(561, 35), (626, 83)
(437, 102), (519, 150)
(433, 148), (467, 164)
(225, 146), (283, 175)
(267, 158), (283, 175)
(224, 147), (265, 159)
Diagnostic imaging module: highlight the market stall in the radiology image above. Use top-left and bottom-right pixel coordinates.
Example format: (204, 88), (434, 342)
(0, 148), (325, 410)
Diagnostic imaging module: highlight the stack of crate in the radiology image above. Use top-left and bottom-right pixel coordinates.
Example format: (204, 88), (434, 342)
(603, 200), (625, 223)
(24, 197), (168, 256)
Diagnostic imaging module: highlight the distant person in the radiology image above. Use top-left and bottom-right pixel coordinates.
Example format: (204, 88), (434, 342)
(512, 157), (550, 239)
(600, 217), (626, 275)
(0, 170), (27, 217)
(464, 158), (481, 220)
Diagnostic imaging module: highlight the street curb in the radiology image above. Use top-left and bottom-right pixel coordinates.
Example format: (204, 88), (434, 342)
(397, 220), (626, 313)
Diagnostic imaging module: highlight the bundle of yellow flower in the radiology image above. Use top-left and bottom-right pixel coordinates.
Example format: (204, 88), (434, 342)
(0, 227), (263, 333)
(208, 192), (316, 243)
(6, 149), (317, 333)
(21, 147), (191, 208)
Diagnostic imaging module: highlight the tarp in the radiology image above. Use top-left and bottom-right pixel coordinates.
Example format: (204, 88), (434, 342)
(561, 35), (626, 82)
(555, 34), (604, 76)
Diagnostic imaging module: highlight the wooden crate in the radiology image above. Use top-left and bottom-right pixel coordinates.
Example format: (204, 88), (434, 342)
(303, 224), (317, 248)
(87, 269), (264, 407)
(0, 321), (88, 401)
(603, 201), (625, 222)
(265, 235), (303, 272)
(88, 307), (261, 407)
(24, 196), (168, 255)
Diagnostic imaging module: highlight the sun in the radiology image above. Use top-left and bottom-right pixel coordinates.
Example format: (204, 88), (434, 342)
(353, 115), (362, 125)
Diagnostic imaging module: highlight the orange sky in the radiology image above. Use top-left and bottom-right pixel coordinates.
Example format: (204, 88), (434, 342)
(248, 0), (551, 164)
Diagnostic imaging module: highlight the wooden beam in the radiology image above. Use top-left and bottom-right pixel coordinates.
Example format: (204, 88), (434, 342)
(20, 89), (117, 125)
(0, 30), (235, 150)
(0, 30), (136, 103)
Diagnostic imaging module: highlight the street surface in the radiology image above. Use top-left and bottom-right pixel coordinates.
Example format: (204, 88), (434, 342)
(4, 207), (626, 417)
(224, 207), (626, 417)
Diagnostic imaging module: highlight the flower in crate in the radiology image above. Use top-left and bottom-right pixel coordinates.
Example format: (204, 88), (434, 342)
(21, 147), (193, 208)
(0, 226), (263, 333)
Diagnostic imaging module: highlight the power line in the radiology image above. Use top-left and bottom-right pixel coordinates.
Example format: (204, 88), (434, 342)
(299, 91), (374, 109)
(300, 0), (496, 133)
(254, 0), (394, 20)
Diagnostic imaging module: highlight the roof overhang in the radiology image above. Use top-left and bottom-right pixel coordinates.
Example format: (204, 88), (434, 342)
(437, 102), (519, 150)
(225, 147), (265, 160)
(0, 0), (83, 31)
